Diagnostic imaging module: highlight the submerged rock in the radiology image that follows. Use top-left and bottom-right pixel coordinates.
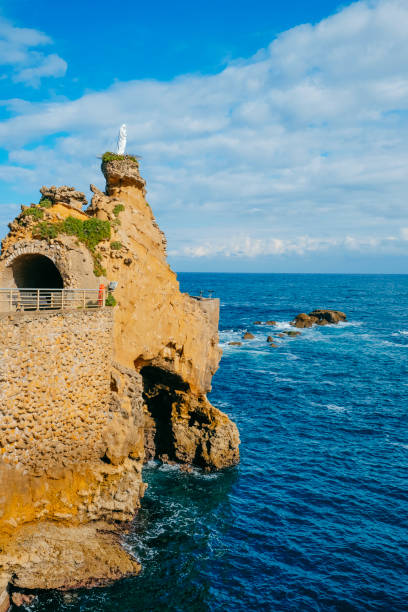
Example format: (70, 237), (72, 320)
(282, 330), (301, 337)
(228, 341), (242, 346)
(253, 320), (277, 326)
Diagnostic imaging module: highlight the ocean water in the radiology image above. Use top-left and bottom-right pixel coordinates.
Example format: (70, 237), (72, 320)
(30, 274), (408, 612)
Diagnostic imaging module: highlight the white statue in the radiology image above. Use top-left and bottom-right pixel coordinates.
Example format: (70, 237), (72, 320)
(116, 124), (127, 155)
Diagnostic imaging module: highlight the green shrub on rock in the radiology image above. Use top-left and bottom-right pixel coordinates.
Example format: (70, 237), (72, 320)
(23, 207), (44, 220)
(59, 217), (111, 251)
(39, 198), (53, 208)
(113, 204), (125, 217)
(105, 293), (117, 307)
(32, 215), (111, 277)
(32, 221), (58, 239)
(102, 152), (139, 164)
(92, 251), (107, 277)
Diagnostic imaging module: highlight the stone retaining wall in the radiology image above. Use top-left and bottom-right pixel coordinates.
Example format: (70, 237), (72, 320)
(0, 308), (113, 474)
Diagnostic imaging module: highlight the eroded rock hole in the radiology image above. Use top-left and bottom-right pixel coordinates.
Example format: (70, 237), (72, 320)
(141, 366), (189, 463)
(12, 254), (64, 289)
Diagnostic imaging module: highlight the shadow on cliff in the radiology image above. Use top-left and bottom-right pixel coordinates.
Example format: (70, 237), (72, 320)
(140, 364), (240, 470)
(140, 365), (189, 464)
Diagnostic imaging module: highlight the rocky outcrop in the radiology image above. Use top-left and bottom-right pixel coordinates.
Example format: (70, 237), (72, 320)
(89, 157), (239, 470)
(39, 185), (88, 211)
(142, 366), (239, 469)
(1, 522), (140, 591)
(291, 309), (347, 328)
(0, 154), (239, 596)
(102, 157), (146, 194)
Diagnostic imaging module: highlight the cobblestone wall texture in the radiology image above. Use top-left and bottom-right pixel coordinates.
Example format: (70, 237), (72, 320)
(0, 309), (113, 473)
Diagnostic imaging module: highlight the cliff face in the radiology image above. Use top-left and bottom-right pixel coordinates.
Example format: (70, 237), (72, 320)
(89, 158), (239, 469)
(0, 155), (239, 598)
(0, 310), (144, 594)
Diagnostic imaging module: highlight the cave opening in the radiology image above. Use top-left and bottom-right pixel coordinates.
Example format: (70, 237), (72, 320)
(11, 254), (64, 289)
(141, 366), (189, 463)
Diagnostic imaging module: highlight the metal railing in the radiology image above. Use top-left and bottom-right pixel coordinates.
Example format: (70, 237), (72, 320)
(0, 288), (105, 313)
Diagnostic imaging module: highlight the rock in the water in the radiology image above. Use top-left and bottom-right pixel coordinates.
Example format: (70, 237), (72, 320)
(243, 332), (255, 339)
(265, 320), (277, 326)
(266, 336), (278, 347)
(309, 309), (347, 324)
(291, 313), (315, 328)
(11, 592), (35, 607)
(228, 341), (242, 346)
(291, 309), (346, 328)
(253, 321), (262, 325)
(282, 330), (301, 337)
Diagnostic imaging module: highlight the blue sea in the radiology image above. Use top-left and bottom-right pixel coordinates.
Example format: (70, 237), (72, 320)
(31, 274), (408, 612)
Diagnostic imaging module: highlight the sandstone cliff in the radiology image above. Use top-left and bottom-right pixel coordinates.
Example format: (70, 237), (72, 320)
(90, 157), (239, 470)
(0, 154), (239, 601)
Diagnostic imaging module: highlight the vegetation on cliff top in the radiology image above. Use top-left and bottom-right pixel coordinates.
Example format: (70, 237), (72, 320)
(39, 197), (53, 208)
(33, 216), (111, 276)
(22, 206), (45, 220)
(102, 152), (139, 164)
(19, 194), (126, 277)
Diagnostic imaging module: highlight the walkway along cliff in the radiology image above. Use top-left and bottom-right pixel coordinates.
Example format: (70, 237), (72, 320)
(0, 154), (240, 604)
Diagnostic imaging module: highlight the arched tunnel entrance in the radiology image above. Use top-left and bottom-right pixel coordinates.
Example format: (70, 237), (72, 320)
(12, 254), (64, 289)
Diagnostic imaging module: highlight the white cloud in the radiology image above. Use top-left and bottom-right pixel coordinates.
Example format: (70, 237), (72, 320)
(0, 18), (67, 87)
(170, 232), (408, 258)
(0, 0), (408, 263)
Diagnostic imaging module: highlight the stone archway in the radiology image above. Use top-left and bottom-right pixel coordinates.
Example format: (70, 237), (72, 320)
(11, 254), (64, 289)
(0, 241), (73, 289)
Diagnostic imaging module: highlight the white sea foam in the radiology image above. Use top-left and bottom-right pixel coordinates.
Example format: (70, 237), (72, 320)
(391, 330), (408, 337)
(386, 437), (408, 450)
(381, 340), (408, 348)
(327, 404), (346, 412)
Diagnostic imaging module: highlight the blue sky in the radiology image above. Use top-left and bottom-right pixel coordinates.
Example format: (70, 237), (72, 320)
(0, 0), (407, 272)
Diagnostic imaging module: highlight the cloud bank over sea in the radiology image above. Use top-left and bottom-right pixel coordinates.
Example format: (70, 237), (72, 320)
(0, 0), (408, 270)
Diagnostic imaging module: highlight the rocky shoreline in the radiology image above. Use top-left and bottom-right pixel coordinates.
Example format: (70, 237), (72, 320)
(0, 156), (240, 607)
(227, 309), (347, 349)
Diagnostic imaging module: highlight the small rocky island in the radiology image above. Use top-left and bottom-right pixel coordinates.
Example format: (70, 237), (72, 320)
(0, 154), (240, 608)
(291, 309), (347, 328)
